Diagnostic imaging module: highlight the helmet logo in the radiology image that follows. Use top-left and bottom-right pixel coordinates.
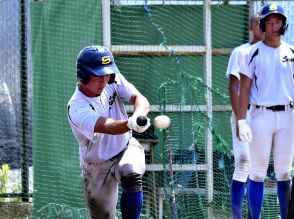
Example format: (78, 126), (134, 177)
(269, 4), (278, 11)
(101, 56), (111, 65)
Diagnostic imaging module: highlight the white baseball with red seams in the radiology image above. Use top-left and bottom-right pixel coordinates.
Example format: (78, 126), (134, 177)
(153, 115), (171, 129)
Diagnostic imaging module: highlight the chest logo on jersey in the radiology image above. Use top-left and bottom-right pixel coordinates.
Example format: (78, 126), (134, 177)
(282, 56), (294, 63)
(109, 92), (117, 107)
(89, 104), (96, 111)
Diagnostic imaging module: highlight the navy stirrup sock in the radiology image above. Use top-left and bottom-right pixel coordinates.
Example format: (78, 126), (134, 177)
(121, 191), (143, 219)
(247, 195), (252, 219)
(247, 179), (264, 219)
(277, 180), (292, 219)
(231, 180), (245, 219)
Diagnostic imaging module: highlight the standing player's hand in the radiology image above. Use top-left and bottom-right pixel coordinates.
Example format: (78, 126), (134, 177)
(238, 119), (252, 142)
(127, 115), (150, 133)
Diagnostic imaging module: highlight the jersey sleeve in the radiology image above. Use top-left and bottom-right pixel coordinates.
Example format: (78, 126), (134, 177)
(226, 47), (241, 80)
(68, 103), (99, 141)
(239, 47), (254, 79)
(114, 73), (138, 102)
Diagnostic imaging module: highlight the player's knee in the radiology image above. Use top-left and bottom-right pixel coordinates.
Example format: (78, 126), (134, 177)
(120, 162), (145, 175)
(121, 173), (143, 193)
(250, 173), (266, 182)
(235, 157), (249, 169)
(276, 171), (292, 181)
(234, 156), (249, 171)
(87, 197), (114, 219)
(233, 163), (249, 182)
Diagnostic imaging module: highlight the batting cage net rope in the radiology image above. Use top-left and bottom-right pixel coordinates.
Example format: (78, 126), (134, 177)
(1, 0), (294, 218)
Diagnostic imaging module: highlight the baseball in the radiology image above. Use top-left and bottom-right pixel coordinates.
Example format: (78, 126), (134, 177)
(154, 115), (171, 129)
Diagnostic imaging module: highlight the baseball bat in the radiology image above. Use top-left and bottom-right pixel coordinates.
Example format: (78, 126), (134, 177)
(167, 127), (178, 219)
(136, 115), (148, 126)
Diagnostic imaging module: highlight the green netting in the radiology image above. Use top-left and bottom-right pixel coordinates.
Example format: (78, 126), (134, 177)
(1, 0), (293, 218)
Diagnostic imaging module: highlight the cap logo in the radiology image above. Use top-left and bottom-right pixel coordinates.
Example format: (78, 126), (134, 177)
(269, 4), (278, 11)
(101, 56), (111, 65)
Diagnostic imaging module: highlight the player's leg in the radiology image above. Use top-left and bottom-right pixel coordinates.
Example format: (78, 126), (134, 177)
(273, 111), (294, 219)
(287, 177), (294, 218)
(82, 160), (120, 219)
(248, 109), (274, 219)
(117, 137), (146, 219)
(120, 174), (143, 219)
(230, 113), (250, 219)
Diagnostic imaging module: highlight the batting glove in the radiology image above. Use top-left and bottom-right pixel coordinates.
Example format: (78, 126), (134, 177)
(238, 119), (252, 142)
(127, 115), (150, 133)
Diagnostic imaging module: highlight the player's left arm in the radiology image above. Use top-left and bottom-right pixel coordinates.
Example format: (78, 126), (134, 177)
(115, 73), (150, 132)
(129, 90), (150, 117)
(116, 73), (150, 117)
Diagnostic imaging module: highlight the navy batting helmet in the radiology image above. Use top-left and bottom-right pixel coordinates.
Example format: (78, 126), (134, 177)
(259, 3), (288, 35)
(76, 46), (119, 84)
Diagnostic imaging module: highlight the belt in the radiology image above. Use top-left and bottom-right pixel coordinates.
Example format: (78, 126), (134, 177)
(255, 104), (293, 111)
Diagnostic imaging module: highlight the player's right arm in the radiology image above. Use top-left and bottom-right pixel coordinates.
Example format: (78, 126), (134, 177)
(68, 100), (130, 138)
(94, 117), (129, 135)
(229, 75), (239, 117)
(238, 46), (254, 121)
(226, 46), (243, 117)
(227, 46), (244, 137)
(237, 47), (254, 142)
(229, 75), (239, 137)
(237, 73), (252, 142)
(238, 74), (251, 120)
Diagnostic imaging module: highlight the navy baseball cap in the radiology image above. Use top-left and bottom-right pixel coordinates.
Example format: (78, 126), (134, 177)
(259, 3), (286, 21)
(77, 46), (120, 77)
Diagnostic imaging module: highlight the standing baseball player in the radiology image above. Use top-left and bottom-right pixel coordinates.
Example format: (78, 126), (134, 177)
(226, 13), (263, 219)
(238, 3), (294, 219)
(67, 45), (150, 219)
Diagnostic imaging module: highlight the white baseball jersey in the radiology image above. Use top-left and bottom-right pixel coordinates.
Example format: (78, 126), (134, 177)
(239, 41), (294, 105)
(67, 73), (137, 166)
(226, 43), (250, 81)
